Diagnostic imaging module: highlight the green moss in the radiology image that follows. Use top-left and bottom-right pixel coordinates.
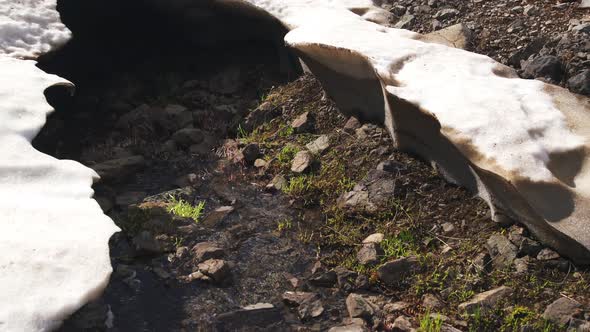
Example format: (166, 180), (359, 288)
(168, 196), (205, 223)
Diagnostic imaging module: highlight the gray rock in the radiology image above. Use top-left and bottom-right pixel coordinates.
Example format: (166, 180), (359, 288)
(306, 135), (330, 155)
(434, 8), (460, 20)
(159, 104), (192, 132)
(174, 173), (198, 188)
(519, 238), (543, 257)
(346, 293), (377, 319)
(424, 23), (472, 50)
(392, 5), (407, 16)
(513, 256), (530, 275)
(458, 286), (512, 314)
(377, 256), (419, 286)
(486, 234), (517, 269)
(197, 259), (231, 282)
(394, 14), (415, 29)
(508, 37), (547, 68)
(392, 316), (415, 331)
(572, 23), (590, 34)
(422, 294), (442, 310)
(343, 117), (361, 133)
(244, 101), (280, 131)
(95, 195), (114, 213)
(357, 243), (383, 265)
(202, 206), (234, 227)
(291, 151), (313, 173)
(568, 70), (590, 96)
(291, 112), (314, 133)
(328, 323), (367, 332)
(522, 56), (564, 82)
(115, 104), (157, 129)
(355, 274), (370, 290)
(171, 128), (204, 147)
(580, 0), (590, 9)
(339, 170), (396, 212)
(298, 298), (324, 320)
(334, 267), (358, 292)
(441, 222), (455, 234)
(543, 297), (582, 326)
(282, 291), (318, 306)
(523, 5), (540, 16)
(91, 156), (145, 182)
(384, 301), (410, 313)
(537, 248), (560, 261)
(472, 252), (492, 273)
(362, 233), (385, 244)
(266, 174), (288, 191)
(192, 242), (224, 262)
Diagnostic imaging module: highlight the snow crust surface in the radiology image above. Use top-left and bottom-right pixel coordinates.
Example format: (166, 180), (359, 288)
(0, 57), (119, 332)
(0, 1), (118, 330)
(0, 0), (71, 58)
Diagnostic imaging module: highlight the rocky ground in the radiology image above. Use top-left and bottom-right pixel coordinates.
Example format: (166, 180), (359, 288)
(381, 0), (590, 95)
(30, 2), (590, 332)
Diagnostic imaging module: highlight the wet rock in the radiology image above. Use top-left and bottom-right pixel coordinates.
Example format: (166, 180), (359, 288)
(241, 143), (260, 165)
(95, 195), (114, 213)
(434, 8), (460, 20)
(537, 248), (560, 261)
(203, 206), (235, 227)
(209, 66), (242, 94)
(159, 104), (193, 132)
(192, 242), (224, 263)
(458, 286), (512, 314)
(91, 156), (145, 182)
(392, 316), (415, 331)
(522, 56), (564, 82)
(215, 303), (283, 330)
(343, 116), (361, 133)
(132, 231), (163, 254)
(543, 297), (582, 326)
(174, 173), (198, 188)
(197, 259), (231, 282)
(291, 151), (313, 173)
(376, 160), (406, 174)
(394, 14), (415, 29)
(244, 101), (280, 131)
(377, 256), (419, 286)
(422, 294), (442, 310)
(486, 234), (517, 269)
(171, 128), (204, 147)
(309, 270), (337, 288)
(346, 294), (377, 319)
(115, 191), (146, 207)
(266, 174), (288, 191)
(357, 243), (383, 265)
(306, 135), (330, 155)
(568, 70), (590, 96)
(362, 233), (384, 244)
(291, 112), (314, 133)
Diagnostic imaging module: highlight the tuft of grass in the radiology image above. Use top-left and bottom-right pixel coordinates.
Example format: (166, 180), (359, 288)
(283, 175), (312, 196)
(277, 145), (300, 164)
(277, 218), (293, 232)
(381, 230), (417, 260)
(168, 195), (206, 223)
(420, 312), (443, 332)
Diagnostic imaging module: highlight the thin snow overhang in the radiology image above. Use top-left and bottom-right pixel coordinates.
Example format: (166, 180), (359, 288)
(0, 1), (119, 331)
(235, 1), (590, 263)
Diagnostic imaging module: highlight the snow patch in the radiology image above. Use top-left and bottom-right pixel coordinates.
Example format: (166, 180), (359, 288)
(0, 0), (71, 58)
(0, 58), (119, 331)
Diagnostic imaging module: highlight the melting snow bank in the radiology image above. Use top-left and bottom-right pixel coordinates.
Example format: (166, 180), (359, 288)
(232, 1), (590, 263)
(0, 57), (119, 331)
